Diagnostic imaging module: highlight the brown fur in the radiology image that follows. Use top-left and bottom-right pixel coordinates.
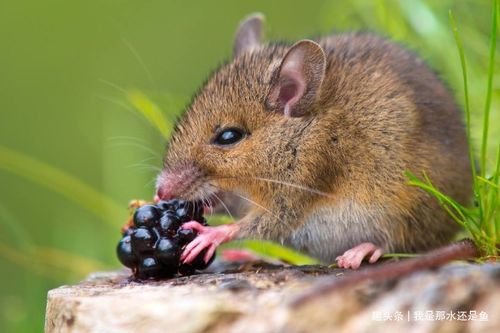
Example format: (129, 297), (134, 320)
(160, 27), (471, 263)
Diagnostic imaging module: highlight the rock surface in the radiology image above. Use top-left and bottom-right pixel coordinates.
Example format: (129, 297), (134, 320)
(45, 261), (500, 333)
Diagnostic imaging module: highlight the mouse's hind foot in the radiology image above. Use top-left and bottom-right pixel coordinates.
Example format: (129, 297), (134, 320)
(335, 242), (384, 269)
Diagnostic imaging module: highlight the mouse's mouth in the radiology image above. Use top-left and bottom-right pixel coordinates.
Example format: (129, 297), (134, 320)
(156, 164), (249, 220)
(156, 163), (219, 204)
(153, 192), (216, 216)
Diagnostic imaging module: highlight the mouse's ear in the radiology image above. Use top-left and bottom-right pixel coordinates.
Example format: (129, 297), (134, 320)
(234, 13), (264, 57)
(266, 40), (326, 118)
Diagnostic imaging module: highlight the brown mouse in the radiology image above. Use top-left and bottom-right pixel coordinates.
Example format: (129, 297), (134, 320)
(155, 13), (472, 269)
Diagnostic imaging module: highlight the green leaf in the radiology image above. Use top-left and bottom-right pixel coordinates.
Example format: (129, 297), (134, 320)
(221, 239), (320, 265)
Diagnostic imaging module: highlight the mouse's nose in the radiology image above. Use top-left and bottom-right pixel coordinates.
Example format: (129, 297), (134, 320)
(155, 163), (204, 201)
(155, 185), (172, 201)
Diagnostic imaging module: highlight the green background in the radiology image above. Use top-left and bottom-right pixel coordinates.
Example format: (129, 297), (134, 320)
(0, 1), (498, 332)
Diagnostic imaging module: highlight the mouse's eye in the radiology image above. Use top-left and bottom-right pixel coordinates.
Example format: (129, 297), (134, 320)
(212, 127), (245, 146)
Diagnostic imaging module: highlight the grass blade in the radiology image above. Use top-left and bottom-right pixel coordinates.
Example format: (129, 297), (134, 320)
(477, 176), (500, 189)
(449, 10), (479, 192)
(0, 243), (106, 280)
(36, 247), (108, 274)
(495, 140), (500, 185)
(126, 90), (172, 139)
(0, 204), (35, 251)
(0, 144), (124, 227)
(479, 0), (498, 176)
(0, 243), (64, 280)
(407, 172), (467, 221)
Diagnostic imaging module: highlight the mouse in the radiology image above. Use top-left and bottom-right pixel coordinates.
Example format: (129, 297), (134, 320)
(155, 13), (473, 269)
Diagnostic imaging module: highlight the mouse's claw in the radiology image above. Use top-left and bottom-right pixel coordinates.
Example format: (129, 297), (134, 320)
(335, 242), (384, 269)
(180, 222), (239, 264)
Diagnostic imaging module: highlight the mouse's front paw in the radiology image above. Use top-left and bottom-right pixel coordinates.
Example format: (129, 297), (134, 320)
(180, 222), (239, 264)
(336, 242), (384, 269)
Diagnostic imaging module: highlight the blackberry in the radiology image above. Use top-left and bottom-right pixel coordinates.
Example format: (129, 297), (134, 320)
(116, 235), (136, 268)
(176, 228), (196, 243)
(116, 199), (215, 279)
(159, 212), (181, 235)
(175, 200), (204, 222)
(156, 199), (178, 211)
(133, 205), (160, 227)
(178, 248), (215, 275)
(155, 238), (181, 265)
(137, 257), (166, 279)
(130, 227), (156, 253)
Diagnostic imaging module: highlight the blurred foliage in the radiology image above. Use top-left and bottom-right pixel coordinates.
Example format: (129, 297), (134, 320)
(0, 1), (498, 332)
(407, 1), (500, 258)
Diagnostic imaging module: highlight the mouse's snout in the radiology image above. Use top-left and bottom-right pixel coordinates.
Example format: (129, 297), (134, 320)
(155, 162), (206, 201)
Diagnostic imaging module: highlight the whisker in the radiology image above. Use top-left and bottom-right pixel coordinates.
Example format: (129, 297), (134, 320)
(122, 38), (158, 92)
(127, 163), (162, 172)
(212, 192), (235, 222)
(135, 156), (161, 164)
(230, 192), (274, 217)
(106, 141), (161, 158)
(252, 176), (333, 198)
(212, 176), (334, 199)
(201, 198), (208, 216)
(210, 199), (215, 216)
(145, 177), (158, 188)
(98, 78), (128, 94)
(95, 94), (135, 112)
(202, 197), (214, 217)
(229, 192), (296, 235)
(107, 135), (154, 144)
(207, 197), (215, 216)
